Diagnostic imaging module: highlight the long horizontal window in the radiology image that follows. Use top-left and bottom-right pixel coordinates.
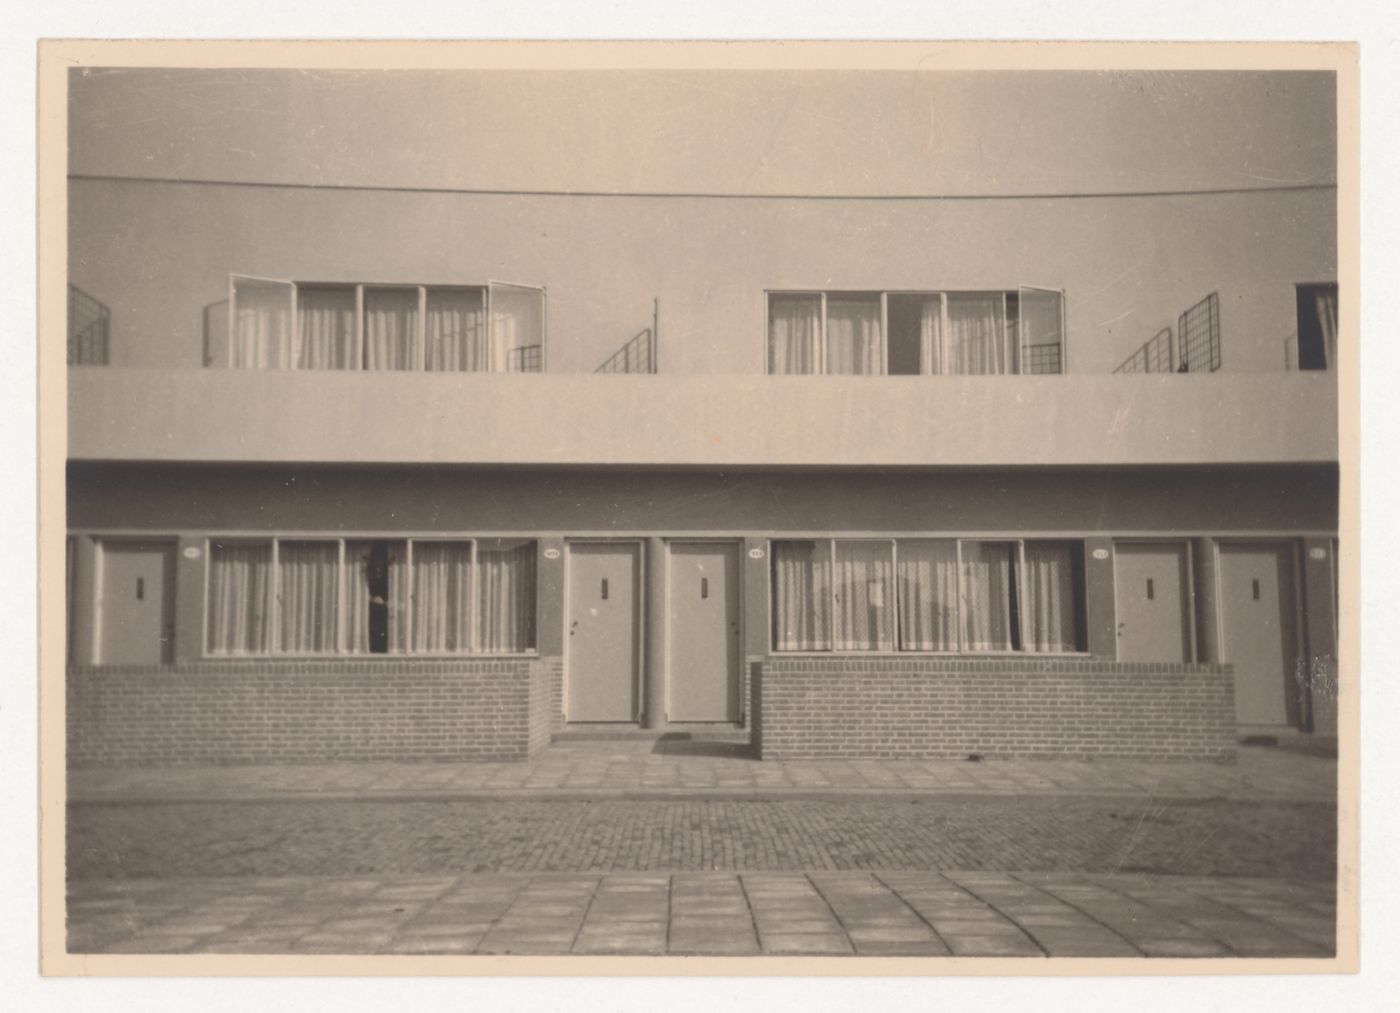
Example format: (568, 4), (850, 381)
(206, 537), (536, 656)
(772, 538), (1086, 654)
(767, 288), (1065, 376)
(225, 276), (545, 373)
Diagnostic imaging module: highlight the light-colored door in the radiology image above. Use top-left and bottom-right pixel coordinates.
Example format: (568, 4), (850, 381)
(1219, 542), (1300, 728)
(668, 542), (741, 722)
(1115, 542), (1192, 663)
(567, 542), (641, 722)
(97, 541), (174, 664)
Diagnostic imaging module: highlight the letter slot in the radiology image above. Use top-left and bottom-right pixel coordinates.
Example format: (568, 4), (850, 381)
(601, 578), (609, 601)
(701, 577), (709, 599)
(1252, 578), (1260, 601)
(136, 577), (145, 601)
(1146, 578), (1154, 601)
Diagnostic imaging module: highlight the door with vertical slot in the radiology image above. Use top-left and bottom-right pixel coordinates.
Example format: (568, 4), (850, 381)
(668, 542), (741, 723)
(1114, 542), (1192, 663)
(1218, 542), (1300, 728)
(97, 541), (175, 664)
(567, 542), (640, 722)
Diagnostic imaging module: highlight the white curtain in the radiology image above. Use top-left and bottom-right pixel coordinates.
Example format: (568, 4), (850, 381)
(768, 295), (821, 375)
(1023, 542), (1079, 653)
(833, 541), (894, 650)
(897, 540), (959, 651)
(426, 288), (488, 372)
(919, 297), (944, 376)
(364, 289), (419, 370)
(345, 540), (409, 654)
(491, 285), (545, 372)
(295, 287), (357, 369)
(772, 541), (831, 650)
(825, 296), (882, 375)
(945, 293), (1009, 375)
(476, 540), (537, 653)
(1315, 287), (1339, 369)
(207, 542), (273, 654)
(961, 541), (1017, 651)
(412, 542), (472, 652)
(277, 542), (339, 653)
(231, 279), (293, 369)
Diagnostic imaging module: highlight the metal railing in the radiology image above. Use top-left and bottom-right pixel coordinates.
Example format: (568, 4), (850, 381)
(1022, 340), (1063, 375)
(1113, 328), (1177, 374)
(595, 328), (656, 374)
(507, 344), (543, 373)
(68, 285), (110, 365)
(1177, 291), (1222, 373)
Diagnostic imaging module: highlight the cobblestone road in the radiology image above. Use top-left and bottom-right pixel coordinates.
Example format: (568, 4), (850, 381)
(67, 870), (1337, 957)
(68, 795), (1336, 881)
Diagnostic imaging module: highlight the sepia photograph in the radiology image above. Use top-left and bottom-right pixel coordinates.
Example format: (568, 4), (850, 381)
(39, 41), (1356, 974)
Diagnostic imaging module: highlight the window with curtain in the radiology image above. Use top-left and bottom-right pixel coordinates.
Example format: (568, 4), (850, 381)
(229, 277), (294, 369)
(824, 295), (882, 376)
(425, 288), (487, 372)
(204, 535), (539, 657)
(768, 294), (822, 375)
(207, 541), (274, 655)
(476, 540), (537, 653)
(945, 293), (1011, 376)
(295, 285), (357, 370)
(277, 541), (340, 654)
(364, 288), (419, 371)
(772, 538), (1085, 654)
(491, 284), (546, 372)
(771, 541), (832, 651)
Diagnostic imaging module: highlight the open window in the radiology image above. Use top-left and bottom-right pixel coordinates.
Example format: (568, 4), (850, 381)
(228, 275), (295, 369)
(1295, 282), (1338, 371)
(1018, 286), (1066, 375)
(489, 282), (546, 372)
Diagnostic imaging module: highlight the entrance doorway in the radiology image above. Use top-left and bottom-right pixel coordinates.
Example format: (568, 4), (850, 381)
(1218, 542), (1302, 728)
(96, 540), (175, 664)
(566, 541), (641, 722)
(1114, 541), (1193, 663)
(667, 541), (742, 722)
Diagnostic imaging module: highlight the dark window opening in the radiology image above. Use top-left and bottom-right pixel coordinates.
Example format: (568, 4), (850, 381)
(1296, 282), (1339, 371)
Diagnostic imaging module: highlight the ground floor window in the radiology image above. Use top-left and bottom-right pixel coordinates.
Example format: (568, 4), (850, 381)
(206, 536), (536, 656)
(771, 538), (1086, 654)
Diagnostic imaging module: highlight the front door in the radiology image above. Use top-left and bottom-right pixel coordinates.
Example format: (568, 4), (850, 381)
(97, 540), (174, 664)
(1114, 542), (1192, 663)
(1218, 542), (1300, 728)
(668, 542), (741, 722)
(567, 542), (641, 722)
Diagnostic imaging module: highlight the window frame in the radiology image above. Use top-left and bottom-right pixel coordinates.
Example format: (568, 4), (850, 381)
(226, 276), (547, 374)
(768, 536), (1089, 656)
(203, 534), (538, 659)
(765, 287), (1066, 377)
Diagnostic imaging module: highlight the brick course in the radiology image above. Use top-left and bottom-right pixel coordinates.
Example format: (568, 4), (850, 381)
(68, 659), (547, 766)
(754, 657), (1236, 761)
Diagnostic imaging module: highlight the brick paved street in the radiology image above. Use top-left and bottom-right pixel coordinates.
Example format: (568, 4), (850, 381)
(68, 794), (1335, 881)
(67, 871), (1336, 957)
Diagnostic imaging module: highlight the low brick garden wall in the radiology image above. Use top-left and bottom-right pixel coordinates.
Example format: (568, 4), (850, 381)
(67, 659), (554, 766)
(754, 657), (1236, 761)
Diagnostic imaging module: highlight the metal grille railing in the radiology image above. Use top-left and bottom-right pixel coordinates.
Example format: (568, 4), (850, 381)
(68, 285), (110, 365)
(507, 344), (543, 373)
(595, 328), (656, 374)
(1022, 341), (1063, 375)
(1113, 327), (1176, 374)
(1177, 292), (1222, 373)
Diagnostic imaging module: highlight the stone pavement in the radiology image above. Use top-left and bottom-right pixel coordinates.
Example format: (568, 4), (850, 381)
(67, 870), (1336, 957)
(69, 741), (1337, 803)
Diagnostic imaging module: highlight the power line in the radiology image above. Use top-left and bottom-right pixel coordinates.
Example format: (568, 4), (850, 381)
(67, 173), (1336, 202)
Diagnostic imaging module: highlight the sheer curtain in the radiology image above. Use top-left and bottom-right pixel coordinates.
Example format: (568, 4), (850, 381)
(945, 293), (1008, 375)
(1023, 542), (1080, 653)
(207, 542), (273, 654)
(345, 541), (409, 654)
(277, 542), (339, 653)
(768, 295), (821, 374)
(412, 542), (472, 652)
(295, 286), (357, 369)
(961, 541), (1017, 651)
(825, 296), (882, 375)
(477, 540), (537, 653)
(231, 279), (293, 369)
(919, 297), (945, 376)
(364, 288), (419, 370)
(897, 540), (959, 651)
(833, 541), (894, 650)
(772, 541), (831, 650)
(426, 288), (487, 372)
(1315, 287), (1339, 369)
(491, 285), (545, 372)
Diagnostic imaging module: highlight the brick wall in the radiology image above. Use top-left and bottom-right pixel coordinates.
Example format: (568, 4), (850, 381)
(67, 659), (546, 766)
(528, 658), (563, 756)
(755, 658), (1236, 761)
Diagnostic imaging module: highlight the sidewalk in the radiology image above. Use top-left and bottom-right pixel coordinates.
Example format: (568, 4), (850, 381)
(69, 740), (1337, 804)
(68, 869), (1336, 957)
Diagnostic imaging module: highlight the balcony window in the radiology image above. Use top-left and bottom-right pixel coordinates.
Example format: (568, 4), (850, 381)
(206, 536), (537, 656)
(224, 276), (545, 372)
(768, 288), (1065, 376)
(1295, 282), (1339, 371)
(771, 538), (1086, 654)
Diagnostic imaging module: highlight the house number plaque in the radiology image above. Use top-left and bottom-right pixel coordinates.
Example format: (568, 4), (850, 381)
(1091, 548), (1110, 561)
(182, 546), (202, 560)
(748, 548), (765, 559)
(543, 548), (561, 560)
